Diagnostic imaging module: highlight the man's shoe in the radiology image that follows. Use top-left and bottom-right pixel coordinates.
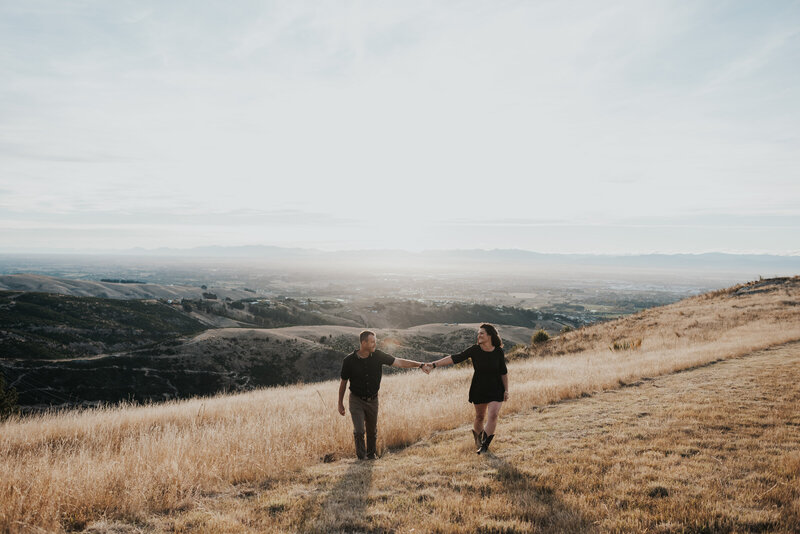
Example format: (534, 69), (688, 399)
(354, 432), (366, 460)
(477, 434), (494, 455)
(366, 434), (377, 460)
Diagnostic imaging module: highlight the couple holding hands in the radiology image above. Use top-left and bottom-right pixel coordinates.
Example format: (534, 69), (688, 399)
(337, 323), (508, 459)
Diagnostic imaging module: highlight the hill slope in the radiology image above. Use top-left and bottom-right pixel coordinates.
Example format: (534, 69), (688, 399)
(0, 320), (538, 408)
(524, 276), (800, 360)
(0, 274), (256, 300)
(0, 283), (548, 407)
(1, 277), (798, 533)
(154, 341), (800, 533)
(0, 290), (206, 359)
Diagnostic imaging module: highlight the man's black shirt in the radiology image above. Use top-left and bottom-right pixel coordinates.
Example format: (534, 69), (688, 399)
(341, 350), (395, 398)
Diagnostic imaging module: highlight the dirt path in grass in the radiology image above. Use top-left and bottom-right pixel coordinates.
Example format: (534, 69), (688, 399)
(89, 341), (800, 533)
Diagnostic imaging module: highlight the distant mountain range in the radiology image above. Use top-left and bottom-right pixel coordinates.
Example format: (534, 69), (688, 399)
(3, 247), (799, 274)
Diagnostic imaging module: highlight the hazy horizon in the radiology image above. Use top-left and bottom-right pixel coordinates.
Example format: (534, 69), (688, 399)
(1, 243), (800, 257)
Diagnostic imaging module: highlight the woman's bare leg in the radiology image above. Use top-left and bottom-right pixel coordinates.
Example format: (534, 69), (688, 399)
(484, 401), (503, 435)
(473, 403), (488, 435)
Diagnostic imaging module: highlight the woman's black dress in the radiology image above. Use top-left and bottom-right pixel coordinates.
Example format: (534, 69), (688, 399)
(451, 344), (508, 404)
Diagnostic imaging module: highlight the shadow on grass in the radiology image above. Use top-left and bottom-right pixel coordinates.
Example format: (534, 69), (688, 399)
(486, 456), (597, 534)
(303, 459), (382, 534)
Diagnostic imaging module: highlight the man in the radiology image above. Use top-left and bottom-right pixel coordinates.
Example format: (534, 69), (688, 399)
(338, 330), (427, 459)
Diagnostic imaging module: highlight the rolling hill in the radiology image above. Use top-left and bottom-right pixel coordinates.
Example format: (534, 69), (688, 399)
(0, 321), (538, 408)
(0, 273), (257, 300)
(1, 280), (566, 408)
(0, 290), (207, 360)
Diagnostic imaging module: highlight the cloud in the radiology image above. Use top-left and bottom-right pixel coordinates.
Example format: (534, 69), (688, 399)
(0, 206), (356, 227)
(492, 212), (798, 225)
(0, 141), (132, 163)
(1, 1), (798, 253)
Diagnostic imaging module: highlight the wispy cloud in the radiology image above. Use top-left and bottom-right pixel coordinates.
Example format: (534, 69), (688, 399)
(444, 213), (800, 229)
(0, 206), (356, 226)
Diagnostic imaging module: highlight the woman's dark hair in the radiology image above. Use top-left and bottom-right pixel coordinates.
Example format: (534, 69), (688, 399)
(480, 323), (503, 348)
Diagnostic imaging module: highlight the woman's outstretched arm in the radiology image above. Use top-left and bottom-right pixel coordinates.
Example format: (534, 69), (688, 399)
(426, 355), (453, 370)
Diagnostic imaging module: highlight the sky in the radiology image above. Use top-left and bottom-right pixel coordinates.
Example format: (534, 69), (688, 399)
(1, 0), (799, 255)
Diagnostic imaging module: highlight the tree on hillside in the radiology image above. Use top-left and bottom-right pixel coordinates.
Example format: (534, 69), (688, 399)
(0, 371), (19, 420)
(531, 329), (550, 345)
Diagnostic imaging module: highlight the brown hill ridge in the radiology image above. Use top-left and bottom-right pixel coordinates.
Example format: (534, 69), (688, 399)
(0, 273), (255, 301)
(526, 276), (800, 359)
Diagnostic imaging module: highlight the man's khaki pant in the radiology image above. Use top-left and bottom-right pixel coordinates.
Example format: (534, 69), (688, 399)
(348, 394), (379, 459)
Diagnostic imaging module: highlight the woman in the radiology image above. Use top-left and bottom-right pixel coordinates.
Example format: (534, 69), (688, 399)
(426, 323), (509, 454)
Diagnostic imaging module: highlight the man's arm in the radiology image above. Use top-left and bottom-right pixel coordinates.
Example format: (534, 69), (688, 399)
(337, 379), (347, 415)
(391, 358), (425, 369)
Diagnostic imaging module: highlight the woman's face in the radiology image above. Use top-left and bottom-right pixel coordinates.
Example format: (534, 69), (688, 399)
(477, 328), (489, 344)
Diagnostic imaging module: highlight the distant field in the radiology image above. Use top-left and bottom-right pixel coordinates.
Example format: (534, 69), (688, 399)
(0, 277), (798, 533)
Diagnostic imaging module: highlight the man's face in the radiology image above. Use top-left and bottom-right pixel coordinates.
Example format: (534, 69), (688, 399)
(361, 334), (377, 353)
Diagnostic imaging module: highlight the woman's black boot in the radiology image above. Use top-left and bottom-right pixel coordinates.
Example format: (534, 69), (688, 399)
(472, 430), (482, 448)
(477, 434), (494, 455)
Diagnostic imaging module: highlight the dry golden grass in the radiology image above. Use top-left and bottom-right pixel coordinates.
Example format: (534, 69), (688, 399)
(170, 340), (797, 533)
(1, 277), (799, 533)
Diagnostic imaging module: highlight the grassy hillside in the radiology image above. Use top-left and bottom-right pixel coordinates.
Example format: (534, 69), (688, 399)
(0, 274), (257, 301)
(0, 277), (798, 532)
(188, 295), (577, 331)
(0, 291), (206, 359)
(0, 322), (536, 408)
(1, 284), (547, 407)
(525, 277), (800, 360)
(257, 323), (537, 361)
(166, 342), (800, 533)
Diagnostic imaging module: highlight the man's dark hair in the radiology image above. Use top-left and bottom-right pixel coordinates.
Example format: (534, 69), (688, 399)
(480, 323), (503, 348)
(359, 330), (376, 343)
